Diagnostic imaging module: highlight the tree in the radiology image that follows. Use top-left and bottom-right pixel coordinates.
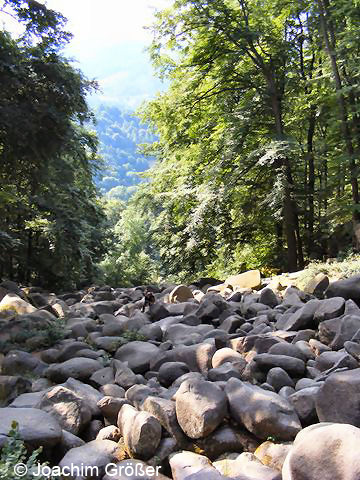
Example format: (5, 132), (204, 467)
(0, 1), (107, 288)
(136, 0), (360, 278)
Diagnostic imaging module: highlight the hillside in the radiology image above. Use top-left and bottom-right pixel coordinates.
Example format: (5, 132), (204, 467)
(94, 105), (156, 200)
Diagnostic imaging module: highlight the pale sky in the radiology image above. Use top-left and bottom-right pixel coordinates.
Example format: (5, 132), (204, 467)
(1, 0), (170, 109)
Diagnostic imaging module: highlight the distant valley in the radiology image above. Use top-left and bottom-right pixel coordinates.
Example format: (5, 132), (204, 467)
(93, 105), (156, 200)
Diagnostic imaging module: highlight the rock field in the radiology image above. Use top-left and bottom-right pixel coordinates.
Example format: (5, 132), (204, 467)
(1, 270), (360, 479)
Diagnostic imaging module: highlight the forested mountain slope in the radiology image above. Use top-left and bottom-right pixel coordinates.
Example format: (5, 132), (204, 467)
(94, 105), (156, 199)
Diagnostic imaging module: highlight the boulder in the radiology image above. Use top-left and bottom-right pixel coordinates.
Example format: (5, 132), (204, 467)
(211, 348), (247, 370)
(9, 391), (44, 408)
(225, 378), (301, 441)
(59, 439), (121, 479)
(268, 342), (307, 361)
(142, 396), (188, 447)
(38, 385), (92, 435)
(259, 288), (280, 308)
(150, 342), (216, 374)
(158, 362), (190, 387)
(214, 452), (281, 480)
(164, 324), (213, 346)
(313, 297), (345, 323)
(195, 424), (259, 459)
(125, 385), (155, 409)
(289, 386), (319, 425)
(316, 368), (360, 425)
(0, 375), (31, 407)
(169, 451), (226, 480)
(0, 293), (36, 315)
(314, 351), (357, 372)
(112, 360), (139, 390)
(45, 358), (103, 383)
(57, 341), (91, 362)
(96, 426), (121, 443)
(175, 378), (228, 439)
(225, 270), (261, 290)
(97, 396), (129, 424)
(283, 423), (360, 480)
(255, 441), (292, 472)
(329, 315), (360, 350)
(208, 362), (244, 382)
(266, 368), (295, 392)
(326, 274), (360, 304)
(90, 366), (116, 387)
(253, 354), (306, 377)
(100, 384), (125, 398)
(115, 342), (160, 374)
(169, 285), (194, 303)
(281, 300), (320, 331)
(0, 407), (62, 447)
(304, 273), (329, 296)
(58, 430), (85, 457)
(2, 350), (47, 375)
(62, 377), (103, 417)
(117, 404), (162, 460)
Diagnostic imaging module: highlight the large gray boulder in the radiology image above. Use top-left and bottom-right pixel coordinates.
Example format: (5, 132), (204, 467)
(112, 360), (139, 390)
(313, 297), (345, 322)
(62, 378), (103, 417)
(289, 386), (319, 425)
(38, 385), (92, 435)
(0, 375), (31, 406)
(142, 396), (188, 447)
(158, 362), (190, 387)
(45, 358), (103, 383)
(0, 407), (62, 447)
(2, 349), (47, 375)
(283, 423), (360, 480)
(150, 342), (216, 374)
(164, 324), (213, 346)
(225, 378), (301, 441)
(316, 368), (360, 425)
(326, 274), (360, 304)
(253, 354), (306, 377)
(282, 300), (320, 331)
(59, 439), (121, 480)
(115, 341), (160, 374)
(175, 378), (228, 439)
(117, 404), (162, 460)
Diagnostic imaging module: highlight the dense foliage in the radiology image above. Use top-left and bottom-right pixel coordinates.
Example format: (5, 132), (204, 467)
(0, 0), (106, 289)
(123, 0), (360, 279)
(2, 0), (360, 289)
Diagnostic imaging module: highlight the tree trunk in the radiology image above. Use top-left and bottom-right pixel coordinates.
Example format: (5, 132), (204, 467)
(317, 0), (360, 249)
(267, 72), (301, 271)
(306, 107), (317, 254)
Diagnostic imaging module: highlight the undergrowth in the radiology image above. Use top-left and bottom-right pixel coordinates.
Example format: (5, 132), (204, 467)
(0, 421), (58, 479)
(297, 254), (360, 289)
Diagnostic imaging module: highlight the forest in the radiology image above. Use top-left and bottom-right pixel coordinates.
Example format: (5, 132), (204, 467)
(1, 0), (360, 289)
(94, 105), (155, 200)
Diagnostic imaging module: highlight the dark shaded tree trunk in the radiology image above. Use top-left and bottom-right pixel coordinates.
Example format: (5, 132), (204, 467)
(306, 107), (317, 254)
(267, 72), (302, 271)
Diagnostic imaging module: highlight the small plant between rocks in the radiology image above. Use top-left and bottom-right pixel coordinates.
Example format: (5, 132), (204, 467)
(0, 421), (58, 480)
(0, 318), (67, 354)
